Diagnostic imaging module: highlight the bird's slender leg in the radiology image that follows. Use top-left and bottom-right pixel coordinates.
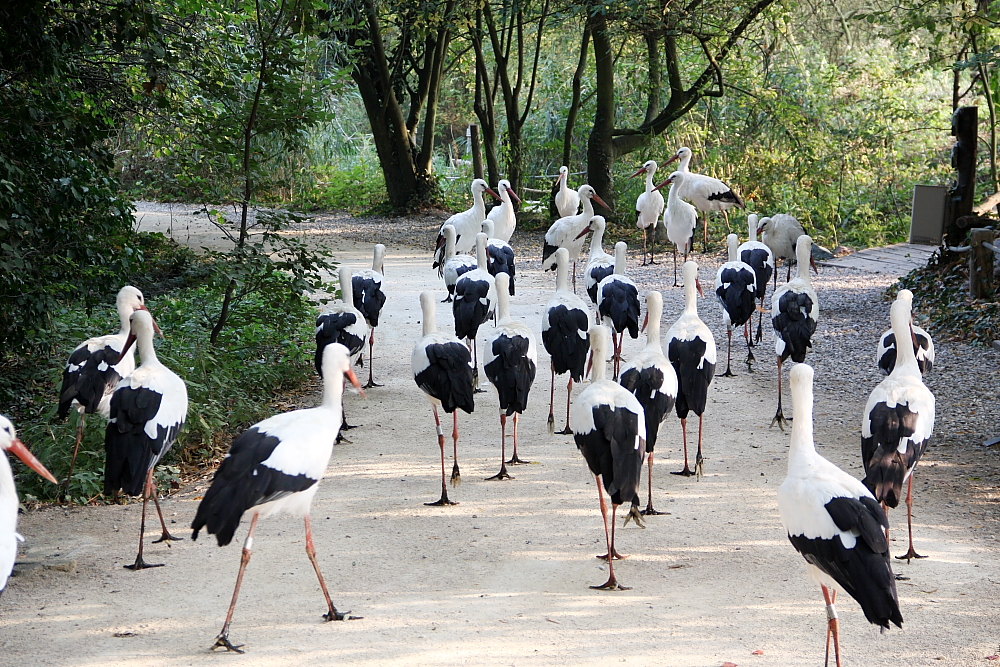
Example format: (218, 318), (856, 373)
(425, 406), (456, 506)
(573, 261), (578, 292)
(641, 451), (667, 516)
(672, 418), (695, 476)
(150, 481), (182, 544)
(723, 210), (732, 233)
(125, 469), (164, 570)
(695, 414), (705, 480)
(558, 377), (574, 435)
(821, 585), (842, 667)
(596, 480), (626, 560)
(718, 327), (735, 377)
(649, 232), (657, 264)
(363, 329), (382, 388)
(508, 412), (529, 464)
(472, 339), (485, 393)
(672, 246), (679, 287)
(592, 480), (629, 589)
(450, 411), (461, 486)
(882, 502), (890, 541)
(61, 409), (86, 501)
(641, 228), (648, 266)
(304, 515), (350, 622)
(770, 356), (788, 429)
(896, 474), (927, 561)
(486, 413), (512, 480)
(774, 267), (778, 291)
(744, 323), (756, 370)
(755, 298), (765, 343)
(341, 392), (357, 430)
(547, 362), (556, 434)
(702, 214), (709, 253)
(210, 513), (259, 653)
(786, 260), (792, 282)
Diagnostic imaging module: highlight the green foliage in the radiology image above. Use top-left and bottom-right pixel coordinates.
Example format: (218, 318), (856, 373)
(293, 164), (388, 214)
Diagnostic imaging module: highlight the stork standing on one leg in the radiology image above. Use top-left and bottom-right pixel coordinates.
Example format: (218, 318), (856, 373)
(352, 244), (386, 388)
(632, 160), (664, 265)
(664, 146), (745, 250)
(542, 248), (590, 435)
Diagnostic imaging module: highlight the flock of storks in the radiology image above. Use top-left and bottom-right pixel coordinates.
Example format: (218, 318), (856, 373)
(0, 147), (937, 664)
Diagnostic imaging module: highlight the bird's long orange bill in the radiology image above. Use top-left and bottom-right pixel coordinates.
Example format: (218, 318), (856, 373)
(810, 255), (819, 274)
(641, 312), (649, 333)
(485, 188), (501, 200)
(695, 278), (705, 298)
(630, 167), (646, 178)
(136, 304), (164, 339)
(664, 153), (681, 165)
(9, 438), (58, 484)
(574, 226), (593, 240)
(508, 188), (522, 204)
(591, 193), (614, 214)
(346, 368), (366, 399)
(652, 178), (672, 192)
(120, 332), (137, 358)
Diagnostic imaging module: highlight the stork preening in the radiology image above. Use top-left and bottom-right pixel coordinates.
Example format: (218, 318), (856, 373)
(876, 290), (934, 375)
(758, 214), (818, 286)
(191, 344), (364, 653)
(665, 146), (745, 249)
(352, 244), (386, 388)
(665, 261), (716, 478)
(316, 266), (369, 435)
(619, 291), (676, 516)
(453, 233), (497, 391)
(571, 326), (646, 590)
(737, 213), (775, 344)
(104, 309), (188, 570)
(432, 178), (500, 273)
(862, 291), (935, 562)
(486, 179), (521, 243)
(554, 165), (581, 218)
(542, 185), (612, 289)
(482, 219), (516, 296)
(632, 160), (665, 265)
(57, 286), (155, 498)
(778, 364), (902, 667)
(770, 235), (819, 430)
(596, 242), (640, 381)
(1, 416), (58, 597)
(714, 234), (758, 376)
(542, 248), (591, 435)
(413, 292), (476, 505)
(576, 214), (615, 305)
(653, 172), (698, 287)
(440, 224), (477, 303)
(483, 273), (537, 479)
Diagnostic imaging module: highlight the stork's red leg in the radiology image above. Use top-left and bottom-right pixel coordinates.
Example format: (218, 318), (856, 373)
(896, 474), (927, 561)
(641, 451), (667, 515)
(61, 409), (85, 502)
(821, 585), (842, 667)
(125, 469), (164, 570)
(591, 478), (629, 589)
(672, 246), (679, 287)
(150, 480), (182, 543)
(425, 405), (456, 506)
(695, 414), (705, 479)
(718, 326), (736, 377)
(450, 411), (462, 486)
(771, 356), (789, 430)
(508, 412), (528, 464)
(305, 514), (350, 621)
(641, 228), (648, 266)
(486, 413), (512, 480)
(672, 417), (695, 476)
(547, 361), (556, 434)
(210, 513), (259, 652)
(364, 329), (382, 388)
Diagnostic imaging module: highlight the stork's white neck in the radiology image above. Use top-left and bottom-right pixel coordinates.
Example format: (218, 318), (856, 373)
(683, 272), (699, 315)
(613, 242), (627, 276)
(889, 298), (920, 377)
(591, 330), (608, 382)
(589, 222), (606, 261)
(581, 193), (595, 219)
(747, 214), (758, 243)
(555, 252), (570, 293)
(727, 234), (739, 263)
(796, 237), (812, 282)
(472, 187), (487, 219)
(445, 228), (456, 261)
(788, 368), (816, 468)
(372, 245), (385, 274)
(677, 150), (692, 173)
(560, 171), (570, 195)
(421, 293), (437, 338)
(339, 267), (353, 306)
(667, 175), (683, 207)
(496, 276), (511, 323)
(645, 167), (656, 193)
(136, 327), (159, 368)
(645, 293), (663, 354)
(476, 234), (488, 268)
(321, 365), (346, 409)
(116, 301), (132, 337)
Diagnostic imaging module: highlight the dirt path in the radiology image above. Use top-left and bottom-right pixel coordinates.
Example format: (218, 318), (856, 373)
(2, 208), (999, 666)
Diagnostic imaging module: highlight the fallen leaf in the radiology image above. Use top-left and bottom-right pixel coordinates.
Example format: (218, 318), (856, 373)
(722, 662), (739, 667)
(752, 649), (764, 655)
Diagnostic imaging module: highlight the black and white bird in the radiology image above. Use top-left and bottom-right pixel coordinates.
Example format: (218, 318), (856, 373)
(191, 343), (364, 653)
(1, 416), (58, 596)
(453, 232), (497, 391)
(714, 233), (758, 376)
(571, 325), (646, 590)
(486, 179), (521, 243)
(104, 309), (188, 570)
(779, 363), (902, 667)
(862, 291), (935, 562)
(554, 165), (580, 218)
(597, 241), (640, 381)
(317, 266), (369, 434)
(876, 289), (933, 375)
(352, 244), (386, 388)
(542, 184), (612, 289)
(575, 214), (615, 305)
(542, 247), (591, 435)
(432, 178), (500, 272)
(483, 273), (537, 480)
(664, 146), (745, 248)
(413, 292), (476, 505)
(737, 213), (775, 343)
(632, 160), (665, 265)
(770, 234), (819, 430)
(757, 214), (818, 286)
(653, 172), (699, 286)
(481, 219), (516, 296)
(57, 286), (155, 496)
(665, 261), (716, 478)
(440, 224), (477, 303)
(619, 291), (676, 516)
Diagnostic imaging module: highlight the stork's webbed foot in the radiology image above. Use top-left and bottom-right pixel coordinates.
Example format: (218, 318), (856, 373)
(485, 465), (513, 481)
(124, 555), (164, 571)
(590, 577), (630, 591)
(450, 463), (462, 487)
(623, 506), (646, 528)
(152, 530), (182, 544)
(671, 466), (696, 477)
(895, 548), (928, 562)
(597, 549), (628, 561)
(211, 634), (245, 653)
(770, 408), (789, 431)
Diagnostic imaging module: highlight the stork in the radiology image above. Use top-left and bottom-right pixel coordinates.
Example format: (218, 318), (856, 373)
(191, 344), (365, 653)
(554, 166), (581, 218)
(575, 215), (615, 306)
(440, 224), (477, 303)
(653, 172), (698, 287)
(453, 233), (497, 391)
(432, 179), (500, 273)
(352, 244), (386, 388)
(481, 219), (516, 296)
(876, 290), (933, 375)
(542, 185), (612, 289)
(664, 146), (745, 249)
(571, 325), (646, 590)
(542, 248), (590, 435)
(737, 213), (775, 343)
(632, 160), (665, 265)
(596, 242), (640, 381)
(778, 363), (902, 667)
(483, 273), (537, 479)
(714, 234), (758, 376)
(104, 309), (188, 570)
(758, 214), (818, 287)
(486, 179), (521, 243)
(316, 266), (369, 435)
(413, 292), (476, 505)
(619, 291), (676, 516)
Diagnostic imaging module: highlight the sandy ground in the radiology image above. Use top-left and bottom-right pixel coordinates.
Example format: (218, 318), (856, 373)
(2, 206), (999, 666)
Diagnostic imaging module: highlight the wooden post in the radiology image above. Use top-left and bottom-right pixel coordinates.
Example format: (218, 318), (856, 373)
(469, 124), (484, 181)
(969, 228), (995, 299)
(947, 106), (977, 245)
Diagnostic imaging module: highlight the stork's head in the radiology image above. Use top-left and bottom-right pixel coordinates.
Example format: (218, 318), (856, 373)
(665, 147), (692, 166)
(0, 415), (58, 484)
(321, 343), (365, 398)
(579, 185), (611, 212)
(559, 165), (569, 182)
(117, 285), (161, 338)
(756, 216), (774, 237)
(652, 171), (683, 192)
(631, 160), (657, 178)
(472, 178), (501, 201)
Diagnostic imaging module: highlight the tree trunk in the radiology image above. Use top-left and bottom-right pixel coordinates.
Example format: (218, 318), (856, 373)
(561, 24), (591, 170)
(586, 9), (616, 217)
(472, 7), (501, 186)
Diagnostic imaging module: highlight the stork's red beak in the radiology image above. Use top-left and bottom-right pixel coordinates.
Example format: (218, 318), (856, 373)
(652, 178), (672, 192)
(507, 188), (522, 204)
(695, 278), (705, 298)
(664, 153), (681, 165)
(641, 311), (649, 333)
(136, 304), (164, 338)
(630, 167), (647, 178)
(574, 225), (594, 240)
(591, 193), (614, 214)
(756, 223), (765, 236)
(120, 331), (137, 360)
(346, 368), (366, 399)
(485, 188), (501, 200)
(9, 438), (58, 484)
(810, 255), (819, 274)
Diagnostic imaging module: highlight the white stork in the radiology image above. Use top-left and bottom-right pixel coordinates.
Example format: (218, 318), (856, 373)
(619, 291), (676, 516)
(632, 160), (665, 265)
(758, 214), (818, 286)
(876, 289), (933, 375)
(57, 286), (157, 497)
(541, 248), (591, 434)
(664, 146), (745, 249)
(542, 184), (612, 289)
(862, 291), (935, 562)
(778, 363), (902, 667)
(1, 416), (58, 596)
(481, 219), (516, 296)
(413, 292), (476, 505)
(440, 224), (477, 303)
(554, 165), (580, 218)
(714, 233), (758, 376)
(571, 325), (646, 590)
(653, 172), (698, 287)
(432, 178), (500, 273)
(316, 266), (369, 435)
(770, 235), (819, 430)
(665, 261), (716, 478)
(453, 233), (497, 392)
(737, 213), (775, 343)
(352, 244), (386, 388)
(486, 179), (521, 243)
(104, 309), (188, 570)
(574, 214), (615, 305)
(483, 273), (537, 479)
(596, 242), (640, 381)
(191, 343), (364, 653)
